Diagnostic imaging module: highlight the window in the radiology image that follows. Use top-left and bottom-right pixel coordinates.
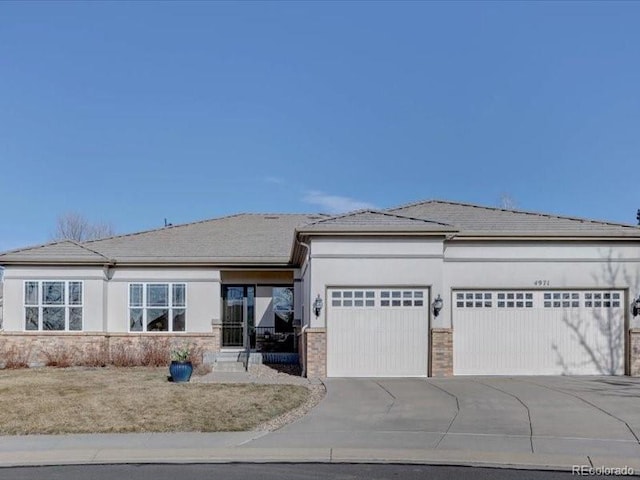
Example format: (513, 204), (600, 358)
(584, 291), (621, 308)
(273, 287), (294, 332)
(24, 281), (83, 331)
(129, 283), (186, 332)
(331, 290), (376, 307)
(380, 290), (424, 307)
(455, 291), (532, 309)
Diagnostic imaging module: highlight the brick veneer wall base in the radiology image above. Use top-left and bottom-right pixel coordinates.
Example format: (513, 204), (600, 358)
(430, 328), (453, 377)
(305, 328), (326, 378)
(0, 331), (220, 367)
(630, 329), (640, 377)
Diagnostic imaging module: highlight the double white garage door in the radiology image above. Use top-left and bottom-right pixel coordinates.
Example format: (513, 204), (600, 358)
(327, 288), (429, 377)
(326, 286), (625, 377)
(453, 290), (625, 375)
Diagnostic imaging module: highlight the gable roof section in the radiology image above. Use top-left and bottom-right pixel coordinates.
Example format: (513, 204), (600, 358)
(82, 213), (328, 265)
(388, 200), (640, 238)
(0, 240), (111, 265)
(296, 210), (458, 234)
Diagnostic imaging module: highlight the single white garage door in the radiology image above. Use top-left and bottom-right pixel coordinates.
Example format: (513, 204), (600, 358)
(453, 290), (625, 375)
(327, 288), (429, 377)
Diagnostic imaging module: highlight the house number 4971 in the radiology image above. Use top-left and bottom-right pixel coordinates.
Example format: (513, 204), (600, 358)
(534, 280), (550, 286)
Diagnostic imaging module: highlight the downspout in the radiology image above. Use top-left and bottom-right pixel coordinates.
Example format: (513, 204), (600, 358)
(298, 240), (311, 377)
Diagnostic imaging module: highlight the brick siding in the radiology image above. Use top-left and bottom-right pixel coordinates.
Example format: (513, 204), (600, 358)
(305, 328), (326, 378)
(630, 329), (640, 377)
(0, 331), (220, 367)
(430, 328), (453, 377)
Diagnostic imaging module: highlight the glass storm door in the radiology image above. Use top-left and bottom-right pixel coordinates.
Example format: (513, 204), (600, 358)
(222, 286), (254, 348)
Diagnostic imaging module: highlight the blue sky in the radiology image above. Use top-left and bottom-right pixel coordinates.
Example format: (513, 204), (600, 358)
(1, 1), (639, 251)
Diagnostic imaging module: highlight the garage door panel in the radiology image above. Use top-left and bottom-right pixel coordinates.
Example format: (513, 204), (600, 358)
(454, 290), (624, 376)
(327, 288), (429, 377)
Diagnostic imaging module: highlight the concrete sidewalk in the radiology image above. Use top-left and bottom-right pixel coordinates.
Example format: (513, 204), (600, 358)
(0, 432), (639, 474)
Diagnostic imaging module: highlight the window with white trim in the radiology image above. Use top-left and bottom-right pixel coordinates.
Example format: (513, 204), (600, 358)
(584, 291), (621, 308)
(331, 290), (376, 308)
(455, 292), (493, 308)
(455, 291), (533, 308)
(24, 281), (83, 331)
(496, 291), (534, 308)
(380, 290), (424, 307)
(543, 292), (580, 308)
(129, 283), (186, 332)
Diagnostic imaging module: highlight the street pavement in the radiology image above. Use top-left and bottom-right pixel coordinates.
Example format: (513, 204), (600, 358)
(0, 376), (639, 474)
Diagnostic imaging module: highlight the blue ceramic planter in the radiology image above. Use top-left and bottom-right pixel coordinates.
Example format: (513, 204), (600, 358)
(169, 361), (193, 383)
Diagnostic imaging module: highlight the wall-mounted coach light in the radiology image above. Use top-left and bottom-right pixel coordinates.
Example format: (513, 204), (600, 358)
(633, 295), (640, 317)
(432, 294), (444, 317)
(313, 294), (324, 318)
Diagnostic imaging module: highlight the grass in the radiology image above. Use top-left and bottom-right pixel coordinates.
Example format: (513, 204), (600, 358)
(0, 367), (309, 435)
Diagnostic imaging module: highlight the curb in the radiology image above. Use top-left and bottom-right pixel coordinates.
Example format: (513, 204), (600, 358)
(1, 447), (639, 474)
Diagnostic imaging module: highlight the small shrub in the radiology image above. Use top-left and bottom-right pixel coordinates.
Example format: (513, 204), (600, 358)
(42, 345), (76, 368)
(110, 343), (141, 367)
(82, 344), (110, 367)
(170, 343), (204, 366)
(2, 344), (32, 369)
(189, 343), (204, 367)
(140, 338), (171, 366)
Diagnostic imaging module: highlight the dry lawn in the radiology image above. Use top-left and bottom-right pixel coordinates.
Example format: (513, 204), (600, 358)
(0, 367), (309, 435)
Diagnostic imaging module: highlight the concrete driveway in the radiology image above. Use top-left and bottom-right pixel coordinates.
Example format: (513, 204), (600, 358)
(247, 376), (640, 457)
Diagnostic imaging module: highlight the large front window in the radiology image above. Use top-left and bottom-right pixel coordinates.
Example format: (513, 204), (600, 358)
(24, 281), (83, 331)
(129, 283), (186, 332)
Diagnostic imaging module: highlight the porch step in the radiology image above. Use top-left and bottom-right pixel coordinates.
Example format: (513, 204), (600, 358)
(214, 351), (246, 362)
(213, 361), (246, 373)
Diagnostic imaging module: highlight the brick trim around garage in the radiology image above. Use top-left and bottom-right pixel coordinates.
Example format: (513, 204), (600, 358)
(430, 328), (453, 377)
(305, 328), (326, 378)
(630, 329), (640, 377)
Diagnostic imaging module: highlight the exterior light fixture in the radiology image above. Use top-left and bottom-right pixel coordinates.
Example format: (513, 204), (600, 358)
(633, 296), (640, 317)
(313, 294), (324, 318)
(432, 294), (444, 317)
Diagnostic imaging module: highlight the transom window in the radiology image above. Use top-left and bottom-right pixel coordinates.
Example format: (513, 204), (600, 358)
(24, 281), (83, 331)
(543, 292), (580, 308)
(583, 291), (621, 308)
(331, 290), (376, 308)
(380, 290), (424, 307)
(129, 283), (186, 332)
(455, 291), (534, 308)
(330, 289), (426, 308)
(454, 290), (622, 309)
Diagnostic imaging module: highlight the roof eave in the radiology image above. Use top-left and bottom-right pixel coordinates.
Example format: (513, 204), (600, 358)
(111, 257), (294, 267)
(0, 259), (114, 267)
(295, 229), (458, 236)
(450, 233), (640, 241)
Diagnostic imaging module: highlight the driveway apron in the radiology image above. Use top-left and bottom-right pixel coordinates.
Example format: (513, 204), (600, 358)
(244, 377), (640, 457)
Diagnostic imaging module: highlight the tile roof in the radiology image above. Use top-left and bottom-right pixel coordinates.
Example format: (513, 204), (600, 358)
(82, 213), (327, 264)
(0, 240), (110, 264)
(1, 200), (638, 266)
(297, 210), (457, 233)
(388, 200), (640, 237)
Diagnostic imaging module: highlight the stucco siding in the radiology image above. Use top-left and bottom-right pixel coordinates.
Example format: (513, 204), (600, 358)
(2, 266), (105, 332)
(311, 236), (444, 257)
(309, 237), (445, 329)
(443, 242), (640, 330)
(106, 268), (221, 333)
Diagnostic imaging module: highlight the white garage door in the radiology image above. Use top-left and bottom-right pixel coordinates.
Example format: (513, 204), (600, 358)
(327, 288), (429, 377)
(453, 290), (625, 375)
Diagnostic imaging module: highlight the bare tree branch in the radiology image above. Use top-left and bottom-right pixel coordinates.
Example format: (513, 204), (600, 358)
(498, 193), (518, 210)
(52, 212), (115, 242)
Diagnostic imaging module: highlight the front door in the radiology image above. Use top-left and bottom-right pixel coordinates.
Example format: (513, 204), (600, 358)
(222, 286), (254, 348)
